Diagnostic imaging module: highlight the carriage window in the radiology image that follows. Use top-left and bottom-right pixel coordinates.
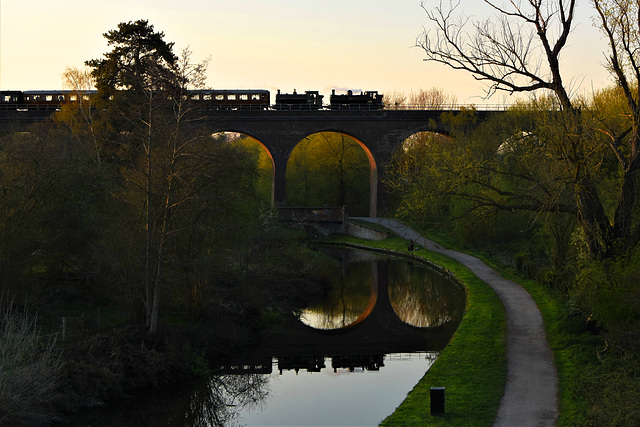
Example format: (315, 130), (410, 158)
(70, 95), (78, 101)
(57, 95), (66, 101)
(227, 94), (236, 101)
(251, 94), (261, 100)
(2, 96), (9, 102)
(82, 95), (90, 101)
(191, 94), (200, 100)
(239, 94), (249, 101)
(203, 94), (212, 101)
(215, 94), (224, 101)
(46, 95), (54, 102)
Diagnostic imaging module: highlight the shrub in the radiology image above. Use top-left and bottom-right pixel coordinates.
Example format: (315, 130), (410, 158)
(0, 298), (62, 425)
(573, 248), (640, 349)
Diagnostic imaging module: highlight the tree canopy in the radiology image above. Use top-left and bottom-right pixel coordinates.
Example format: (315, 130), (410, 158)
(86, 19), (178, 96)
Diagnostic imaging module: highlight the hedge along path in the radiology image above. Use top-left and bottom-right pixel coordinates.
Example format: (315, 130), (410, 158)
(356, 218), (558, 426)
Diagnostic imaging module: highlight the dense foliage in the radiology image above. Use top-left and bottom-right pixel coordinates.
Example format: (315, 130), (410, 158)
(286, 132), (370, 215)
(0, 21), (335, 423)
(385, 91), (640, 423)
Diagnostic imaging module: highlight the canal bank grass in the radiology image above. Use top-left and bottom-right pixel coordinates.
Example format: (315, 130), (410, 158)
(404, 224), (602, 425)
(455, 254), (598, 425)
(326, 235), (507, 426)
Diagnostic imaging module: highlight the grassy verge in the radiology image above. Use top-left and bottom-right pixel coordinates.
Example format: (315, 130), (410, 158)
(326, 234), (507, 426)
(406, 222), (601, 425)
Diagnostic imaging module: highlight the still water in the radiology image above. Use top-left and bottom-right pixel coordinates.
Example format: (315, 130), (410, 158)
(67, 248), (465, 426)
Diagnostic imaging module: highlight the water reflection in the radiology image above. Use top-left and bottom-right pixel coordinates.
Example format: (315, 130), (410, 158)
(300, 260), (375, 329)
(389, 261), (465, 328)
(64, 374), (270, 427)
(300, 248), (465, 330)
(64, 248), (465, 427)
(186, 375), (268, 427)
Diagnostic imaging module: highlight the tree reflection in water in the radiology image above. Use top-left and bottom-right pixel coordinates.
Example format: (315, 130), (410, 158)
(300, 260), (373, 329)
(66, 250), (464, 426)
(389, 262), (465, 328)
(185, 374), (269, 427)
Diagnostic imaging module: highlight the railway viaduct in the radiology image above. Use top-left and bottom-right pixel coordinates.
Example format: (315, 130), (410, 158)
(0, 107), (499, 217)
(199, 108), (497, 217)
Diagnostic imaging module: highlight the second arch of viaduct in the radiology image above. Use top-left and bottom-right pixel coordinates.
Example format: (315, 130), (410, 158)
(201, 109), (489, 217)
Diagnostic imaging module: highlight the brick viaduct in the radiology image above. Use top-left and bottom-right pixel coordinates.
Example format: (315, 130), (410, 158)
(0, 107), (498, 217)
(200, 108), (495, 217)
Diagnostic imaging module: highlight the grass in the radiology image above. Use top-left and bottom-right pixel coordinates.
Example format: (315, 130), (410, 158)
(398, 222), (602, 425)
(468, 259), (600, 425)
(327, 234), (507, 426)
(329, 220), (603, 425)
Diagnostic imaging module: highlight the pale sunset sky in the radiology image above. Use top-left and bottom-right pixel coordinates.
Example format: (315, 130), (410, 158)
(0, 0), (613, 104)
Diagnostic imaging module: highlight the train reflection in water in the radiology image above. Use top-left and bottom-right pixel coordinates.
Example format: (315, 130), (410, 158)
(62, 249), (463, 427)
(213, 248), (464, 377)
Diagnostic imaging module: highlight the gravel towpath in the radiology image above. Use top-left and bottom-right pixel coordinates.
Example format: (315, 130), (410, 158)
(352, 218), (558, 426)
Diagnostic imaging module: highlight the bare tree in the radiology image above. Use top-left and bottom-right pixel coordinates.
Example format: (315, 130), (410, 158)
(591, 0), (640, 250)
(417, 0), (576, 109)
(416, 0), (640, 258)
(384, 88), (456, 109)
(58, 67), (101, 162)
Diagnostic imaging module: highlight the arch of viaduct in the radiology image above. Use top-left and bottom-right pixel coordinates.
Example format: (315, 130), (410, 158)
(201, 109), (496, 217)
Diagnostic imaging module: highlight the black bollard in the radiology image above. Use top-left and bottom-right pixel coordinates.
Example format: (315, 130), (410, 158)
(430, 387), (445, 415)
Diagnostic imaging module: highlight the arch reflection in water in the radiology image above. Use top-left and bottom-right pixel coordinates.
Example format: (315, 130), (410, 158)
(300, 248), (465, 330)
(64, 249), (464, 427)
(300, 258), (375, 329)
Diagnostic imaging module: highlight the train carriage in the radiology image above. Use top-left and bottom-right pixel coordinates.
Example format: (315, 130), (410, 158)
(188, 89), (270, 110)
(22, 90), (96, 110)
(0, 91), (24, 110)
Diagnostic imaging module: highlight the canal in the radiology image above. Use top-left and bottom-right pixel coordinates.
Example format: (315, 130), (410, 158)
(66, 247), (465, 426)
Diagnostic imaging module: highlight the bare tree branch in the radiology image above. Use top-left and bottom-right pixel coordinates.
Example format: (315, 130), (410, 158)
(418, 0), (576, 108)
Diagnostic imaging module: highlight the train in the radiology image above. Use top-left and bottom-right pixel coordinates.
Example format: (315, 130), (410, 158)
(329, 89), (384, 110)
(274, 89), (323, 110)
(0, 90), (97, 110)
(0, 88), (384, 111)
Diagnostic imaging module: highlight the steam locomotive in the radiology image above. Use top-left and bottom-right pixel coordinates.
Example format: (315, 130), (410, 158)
(329, 89), (384, 110)
(0, 88), (384, 111)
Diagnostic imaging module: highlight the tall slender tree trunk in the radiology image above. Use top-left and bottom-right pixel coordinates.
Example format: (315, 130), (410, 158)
(145, 104), (153, 329)
(149, 180), (172, 334)
(576, 175), (613, 259)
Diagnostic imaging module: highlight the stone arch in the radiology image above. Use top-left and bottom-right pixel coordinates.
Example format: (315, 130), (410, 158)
(209, 130), (276, 206)
(398, 124), (452, 145)
(289, 129), (378, 217)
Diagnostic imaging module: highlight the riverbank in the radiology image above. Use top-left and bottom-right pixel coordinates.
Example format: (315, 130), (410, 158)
(325, 232), (507, 425)
(338, 218), (602, 425)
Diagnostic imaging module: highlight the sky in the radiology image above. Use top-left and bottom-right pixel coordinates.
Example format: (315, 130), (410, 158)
(0, 0), (614, 104)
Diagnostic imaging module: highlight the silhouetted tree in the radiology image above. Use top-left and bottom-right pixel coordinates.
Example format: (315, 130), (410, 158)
(417, 0), (640, 259)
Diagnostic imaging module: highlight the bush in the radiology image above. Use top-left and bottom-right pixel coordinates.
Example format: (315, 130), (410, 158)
(0, 298), (62, 425)
(573, 248), (640, 349)
(576, 350), (640, 426)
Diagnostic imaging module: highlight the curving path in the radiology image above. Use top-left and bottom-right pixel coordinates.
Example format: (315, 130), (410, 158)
(353, 218), (558, 426)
